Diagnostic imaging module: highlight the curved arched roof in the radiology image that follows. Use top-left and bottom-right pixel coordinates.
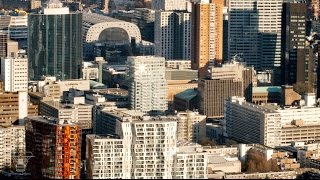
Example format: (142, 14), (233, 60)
(83, 12), (141, 43)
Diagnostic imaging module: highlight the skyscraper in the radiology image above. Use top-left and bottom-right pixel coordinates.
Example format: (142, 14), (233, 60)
(127, 56), (167, 115)
(154, 10), (191, 60)
(228, 0), (283, 71)
(0, 33), (7, 58)
(26, 116), (81, 179)
(281, 3), (309, 87)
(28, 0), (82, 80)
(191, 0), (223, 79)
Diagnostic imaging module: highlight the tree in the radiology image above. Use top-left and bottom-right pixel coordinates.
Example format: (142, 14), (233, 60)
(293, 82), (308, 95)
(245, 149), (280, 173)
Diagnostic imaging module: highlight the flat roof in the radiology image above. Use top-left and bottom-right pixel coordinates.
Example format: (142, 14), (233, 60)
(253, 86), (281, 94)
(174, 89), (198, 101)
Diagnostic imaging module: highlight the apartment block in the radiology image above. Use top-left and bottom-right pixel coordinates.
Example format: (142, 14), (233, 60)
(154, 10), (191, 60)
(127, 56), (167, 115)
(191, 0), (223, 78)
(0, 56), (28, 92)
(176, 111), (206, 143)
(224, 94), (320, 147)
(25, 116), (81, 179)
(0, 125), (25, 171)
(86, 134), (208, 179)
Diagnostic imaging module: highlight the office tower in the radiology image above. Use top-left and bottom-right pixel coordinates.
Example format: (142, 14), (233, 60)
(30, 0), (42, 9)
(228, 0), (283, 71)
(281, 2), (308, 85)
(152, 0), (188, 11)
(191, 0), (224, 79)
(28, 0), (82, 80)
(176, 111), (206, 143)
(0, 125), (25, 171)
(224, 94), (320, 148)
(0, 33), (7, 58)
(127, 56), (167, 115)
(154, 10), (191, 60)
(198, 61), (254, 120)
(0, 57), (28, 92)
(86, 118), (208, 179)
(26, 116), (81, 179)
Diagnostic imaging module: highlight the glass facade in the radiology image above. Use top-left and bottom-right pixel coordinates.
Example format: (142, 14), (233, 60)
(28, 12), (82, 80)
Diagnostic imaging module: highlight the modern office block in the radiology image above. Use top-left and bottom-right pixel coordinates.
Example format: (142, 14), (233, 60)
(154, 10), (191, 60)
(191, 0), (224, 78)
(127, 56), (167, 115)
(198, 61), (254, 119)
(26, 116), (81, 179)
(228, 0), (283, 71)
(281, 3), (312, 88)
(28, 0), (82, 80)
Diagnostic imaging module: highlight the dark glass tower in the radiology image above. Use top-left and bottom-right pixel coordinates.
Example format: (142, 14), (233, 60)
(28, 0), (82, 80)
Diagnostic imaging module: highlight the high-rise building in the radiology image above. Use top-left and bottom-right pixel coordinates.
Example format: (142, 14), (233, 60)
(0, 56), (28, 92)
(26, 116), (81, 179)
(127, 56), (167, 115)
(281, 3), (313, 91)
(28, 0), (82, 80)
(228, 0), (283, 71)
(152, 0), (188, 11)
(198, 60), (254, 119)
(191, 0), (224, 79)
(86, 118), (208, 179)
(154, 10), (191, 60)
(0, 125), (25, 171)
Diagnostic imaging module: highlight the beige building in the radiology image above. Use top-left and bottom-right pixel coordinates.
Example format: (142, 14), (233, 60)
(191, 0), (223, 78)
(198, 61), (254, 119)
(176, 111), (206, 143)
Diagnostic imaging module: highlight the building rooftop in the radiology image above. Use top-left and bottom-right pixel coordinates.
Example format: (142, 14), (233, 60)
(174, 89), (198, 101)
(27, 116), (76, 125)
(83, 12), (125, 24)
(42, 100), (93, 109)
(253, 86), (282, 94)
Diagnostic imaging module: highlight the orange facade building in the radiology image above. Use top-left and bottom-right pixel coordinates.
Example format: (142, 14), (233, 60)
(26, 116), (81, 179)
(191, 0), (223, 79)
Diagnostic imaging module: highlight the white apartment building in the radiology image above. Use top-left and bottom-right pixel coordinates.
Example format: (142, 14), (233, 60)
(228, 0), (283, 70)
(127, 56), (167, 114)
(154, 11), (191, 60)
(0, 125), (25, 171)
(0, 56), (28, 92)
(224, 95), (320, 147)
(86, 120), (208, 179)
(39, 100), (93, 129)
(152, 0), (189, 11)
(176, 111), (206, 143)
